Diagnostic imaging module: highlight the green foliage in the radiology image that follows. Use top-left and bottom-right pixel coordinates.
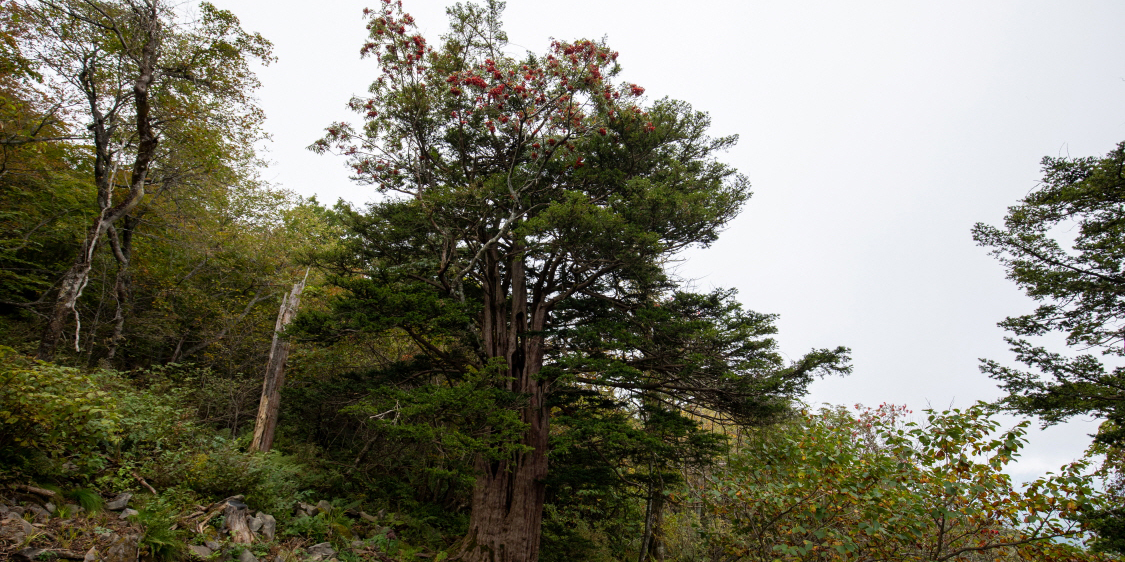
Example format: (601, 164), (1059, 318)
(975, 140), (1125, 555)
(344, 360), (531, 462)
(0, 346), (119, 476)
(974, 141), (1125, 446)
(539, 504), (619, 562)
(63, 487), (104, 513)
(695, 403), (1109, 562)
(131, 500), (188, 562)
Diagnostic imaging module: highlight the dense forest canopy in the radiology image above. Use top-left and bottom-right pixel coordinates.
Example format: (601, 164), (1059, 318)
(0, 0), (1121, 561)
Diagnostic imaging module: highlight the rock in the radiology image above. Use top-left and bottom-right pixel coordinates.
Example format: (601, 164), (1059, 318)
(102, 532), (139, 562)
(26, 503), (49, 521)
(296, 502), (316, 518)
(118, 508), (138, 519)
(239, 549), (259, 562)
(15, 547), (46, 561)
(84, 546), (100, 561)
(306, 542), (336, 561)
(105, 493), (131, 511)
(255, 512), (276, 541)
(0, 504), (9, 515)
(65, 503), (84, 515)
(204, 540), (220, 550)
(315, 500), (333, 514)
(187, 545), (213, 559)
(247, 514), (263, 532)
(3, 513), (35, 540)
(44, 501), (56, 513)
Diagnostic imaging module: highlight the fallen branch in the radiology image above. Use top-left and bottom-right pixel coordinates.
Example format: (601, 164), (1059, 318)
(12, 484), (59, 500)
(131, 470), (157, 495)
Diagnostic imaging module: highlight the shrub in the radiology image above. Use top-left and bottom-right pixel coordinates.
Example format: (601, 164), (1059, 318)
(0, 346), (119, 477)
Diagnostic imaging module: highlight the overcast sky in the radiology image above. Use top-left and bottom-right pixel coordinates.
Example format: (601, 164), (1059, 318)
(212, 0), (1125, 483)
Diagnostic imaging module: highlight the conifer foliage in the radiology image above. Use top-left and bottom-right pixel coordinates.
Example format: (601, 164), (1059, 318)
(312, 1), (849, 559)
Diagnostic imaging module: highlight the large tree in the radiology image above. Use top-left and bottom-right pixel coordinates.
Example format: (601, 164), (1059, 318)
(974, 141), (1125, 553)
(313, 2), (847, 560)
(974, 143), (1125, 443)
(22, 0), (271, 360)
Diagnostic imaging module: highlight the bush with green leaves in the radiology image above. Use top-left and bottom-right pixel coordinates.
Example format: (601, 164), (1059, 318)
(0, 345), (120, 477)
(693, 403), (1110, 562)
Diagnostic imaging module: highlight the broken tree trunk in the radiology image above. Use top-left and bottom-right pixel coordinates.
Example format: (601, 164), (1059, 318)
(249, 270), (308, 453)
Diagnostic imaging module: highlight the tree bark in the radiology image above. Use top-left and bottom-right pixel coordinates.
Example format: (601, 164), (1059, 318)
(36, 0), (162, 361)
(223, 502), (254, 544)
(457, 254), (552, 562)
(103, 218), (136, 364)
(249, 271), (308, 453)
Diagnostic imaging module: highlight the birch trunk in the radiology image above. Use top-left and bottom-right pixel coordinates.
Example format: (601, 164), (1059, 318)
(36, 1), (162, 361)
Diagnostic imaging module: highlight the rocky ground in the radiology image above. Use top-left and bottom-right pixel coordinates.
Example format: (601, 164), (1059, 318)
(0, 486), (434, 561)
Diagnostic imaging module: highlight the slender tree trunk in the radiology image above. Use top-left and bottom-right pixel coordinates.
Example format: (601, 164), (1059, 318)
(639, 485), (666, 562)
(37, 236), (97, 360)
(104, 218), (136, 364)
(36, 1), (162, 361)
(249, 271), (308, 453)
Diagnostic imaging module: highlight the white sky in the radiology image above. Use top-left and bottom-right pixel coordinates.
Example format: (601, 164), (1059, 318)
(213, 0), (1125, 484)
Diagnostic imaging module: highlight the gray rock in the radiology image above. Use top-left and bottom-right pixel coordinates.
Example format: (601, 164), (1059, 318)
(255, 512), (276, 541)
(65, 503), (84, 515)
(84, 546), (100, 562)
(315, 500), (333, 514)
(105, 493), (131, 511)
(15, 547), (46, 561)
(102, 532), (140, 562)
(0, 504), (9, 515)
(9, 505), (26, 516)
(118, 508), (138, 519)
(306, 542), (336, 561)
(204, 539), (220, 550)
(26, 503), (49, 521)
(188, 545), (213, 559)
(239, 549), (259, 562)
(4, 513), (35, 538)
(247, 514), (263, 532)
(44, 501), (56, 513)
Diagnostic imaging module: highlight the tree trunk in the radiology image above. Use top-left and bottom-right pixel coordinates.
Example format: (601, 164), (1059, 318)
(223, 502), (254, 544)
(457, 255), (551, 562)
(639, 486), (666, 561)
(457, 378), (549, 562)
(103, 219), (136, 364)
(36, 1), (162, 361)
(249, 271), (308, 453)
(37, 241), (96, 360)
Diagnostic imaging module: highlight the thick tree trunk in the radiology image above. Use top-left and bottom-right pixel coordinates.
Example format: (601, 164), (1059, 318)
(639, 485), (666, 562)
(457, 254), (552, 562)
(249, 271), (308, 453)
(458, 377), (549, 562)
